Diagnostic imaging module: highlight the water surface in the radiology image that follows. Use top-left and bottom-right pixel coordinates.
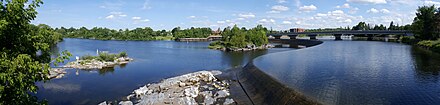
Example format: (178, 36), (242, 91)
(254, 41), (440, 105)
(36, 38), (290, 105)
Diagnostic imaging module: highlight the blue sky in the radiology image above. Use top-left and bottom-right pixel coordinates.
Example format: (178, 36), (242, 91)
(32, 0), (440, 30)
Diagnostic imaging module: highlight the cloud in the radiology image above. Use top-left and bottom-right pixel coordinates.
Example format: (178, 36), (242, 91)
(380, 9), (390, 14)
(105, 15), (115, 19)
(425, 1), (440, 5)
(132, 17), (141, 20)
(367, 8), (390, 14)
(141, 19), (150, 22)
(188, 16), (196, 19)
(367, 8), (379, 13)
(282, 21), (292, 24)
(336, 3), (350, 8)
(294, 0), (301, 7)
(344, 19), (353, 23)
(269, 5), (289, 13)
(299, 5), (318, 12)
(217, 21), (226, 24)
(258, 19), (276, 24)
(238, 13), (256, 18)
(104, 12), (127, 19)
(347, 0), (387, 4)
(330, 10), (345, 15)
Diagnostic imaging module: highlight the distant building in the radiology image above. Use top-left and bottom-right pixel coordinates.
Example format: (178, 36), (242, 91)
(212, 28), (222, 35)
(290, 28), (305, 33)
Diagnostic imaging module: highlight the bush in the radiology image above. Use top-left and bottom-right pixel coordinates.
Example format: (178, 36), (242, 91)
(80, 54), (96, 60)
(417, 39), (440, 53)
(118, 51), (128, 58)
(98, 53), (117, 62)
(401, 36), (418, 44)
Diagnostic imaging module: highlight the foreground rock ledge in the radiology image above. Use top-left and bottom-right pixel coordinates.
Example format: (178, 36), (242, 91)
(99, 70), (235, 105)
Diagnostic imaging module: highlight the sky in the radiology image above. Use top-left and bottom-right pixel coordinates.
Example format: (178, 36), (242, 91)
(32, 0), (440, 30)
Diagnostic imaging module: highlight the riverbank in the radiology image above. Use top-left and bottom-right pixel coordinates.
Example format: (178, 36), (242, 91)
(99, 70), (235, 105)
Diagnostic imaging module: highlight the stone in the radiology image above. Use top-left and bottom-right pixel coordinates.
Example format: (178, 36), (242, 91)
(224, 98), (235, 105)
(215, 90), (230, 98)
(98, 101), (107, 105)
(204, 95), (215, 105)
(184, 86), (199, 98)
(179, 82), (186, 87)
(118, 101), (133, 105)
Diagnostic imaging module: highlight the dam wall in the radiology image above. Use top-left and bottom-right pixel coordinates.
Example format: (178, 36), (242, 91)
(233, 39), (323, 105)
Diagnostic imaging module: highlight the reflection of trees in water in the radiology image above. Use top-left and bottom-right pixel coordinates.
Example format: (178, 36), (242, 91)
(98, 67), (115, 75)
(411, 46), (440, 81)
(222, 50), (269, 67)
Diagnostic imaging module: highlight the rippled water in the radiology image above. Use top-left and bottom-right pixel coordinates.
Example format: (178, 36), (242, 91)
(254, 41), (440, 105)
(36, 38), (290, 105)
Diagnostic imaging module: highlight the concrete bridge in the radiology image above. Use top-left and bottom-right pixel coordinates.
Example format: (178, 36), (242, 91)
(267, 30), (413, 40)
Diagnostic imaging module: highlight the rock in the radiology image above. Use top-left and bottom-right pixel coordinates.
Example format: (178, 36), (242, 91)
(184, 86), (199, 98)
(118, 101), (133, 105)
(215, 90), (230, 98)
(204, 95), (215, 105)
(179, 82), (186, 87)
(224, 98), (235, 105)
(98, 101), (107, 105)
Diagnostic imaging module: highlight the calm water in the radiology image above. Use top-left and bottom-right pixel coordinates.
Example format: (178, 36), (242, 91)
(254, 41), (440, 105)
(36, 38), (290, 105)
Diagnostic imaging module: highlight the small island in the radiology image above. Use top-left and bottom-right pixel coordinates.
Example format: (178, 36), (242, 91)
(208, 25), (272, 51)
(47, 52), (133, 79)
(64, 51), (133, 69)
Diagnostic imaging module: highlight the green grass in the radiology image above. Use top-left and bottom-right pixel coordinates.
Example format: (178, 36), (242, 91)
(79, 52), (128, 62)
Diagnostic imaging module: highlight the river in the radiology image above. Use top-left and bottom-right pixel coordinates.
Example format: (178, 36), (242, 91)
(35, 38), (290, 105)
(254, 41), (440, 105)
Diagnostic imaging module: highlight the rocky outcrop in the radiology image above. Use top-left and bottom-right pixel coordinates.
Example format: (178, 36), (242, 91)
(47, 68), (67, 79)
(64, 57), (133, 70)
(99, 70), (235, 105)
(215, 44), (274, 52)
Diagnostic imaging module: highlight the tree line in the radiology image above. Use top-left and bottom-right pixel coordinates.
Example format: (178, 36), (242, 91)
(56, 26), (214, 40)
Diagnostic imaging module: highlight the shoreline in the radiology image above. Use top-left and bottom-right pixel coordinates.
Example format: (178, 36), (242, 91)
(99, 70), (236, 105)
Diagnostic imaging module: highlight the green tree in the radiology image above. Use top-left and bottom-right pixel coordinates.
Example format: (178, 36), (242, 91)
(0, 0), (70, 104)
(412, 5), (438, 40)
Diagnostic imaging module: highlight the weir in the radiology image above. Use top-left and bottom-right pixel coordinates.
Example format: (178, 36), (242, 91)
(226, 39), (323, 105)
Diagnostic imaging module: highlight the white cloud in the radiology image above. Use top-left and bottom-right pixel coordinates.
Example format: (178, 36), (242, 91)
(344, 19), (353, 23)
(380, 9), (390, 14)
(105, 15), (115, 19)
(367, 8), (379, 13)
(238, 13), (256, 18)
(282, 21), (292, 24)
(258, 19), (276, 24)
(188, 16), (196, 19)
(141, 19), (150, 22)
(336, 3), (350, 8)
(132, 17), (141, 20)
(270, 5), (289, 13)
(217, 21), (226, 24)
(347, 0), (387, 4)
(299, 5), (318, 12)
(330, 10), (345, 15)
(349, 7), (359, 14)
(119, 14), (127, 17)
(316, 13), (328, 17)
(425, 1), (440, 5)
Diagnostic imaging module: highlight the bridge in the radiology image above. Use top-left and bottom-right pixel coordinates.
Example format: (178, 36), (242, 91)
(267, 30), (413, 40)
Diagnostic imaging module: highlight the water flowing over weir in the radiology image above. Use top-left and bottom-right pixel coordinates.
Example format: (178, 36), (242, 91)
(225, 40), (323, 105)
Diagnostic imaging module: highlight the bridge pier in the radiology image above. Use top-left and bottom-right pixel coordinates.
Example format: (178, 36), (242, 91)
(308, 34), (317, 40)
(288, 35), (298, 40)
(367, 34), (374, 41)
(334, 34), (343, 40)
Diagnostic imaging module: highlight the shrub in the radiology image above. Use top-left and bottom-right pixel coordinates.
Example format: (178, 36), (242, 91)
(118, 51), (128, 58)
(80, 54), (96, 60)
(98, 53), (117, 62)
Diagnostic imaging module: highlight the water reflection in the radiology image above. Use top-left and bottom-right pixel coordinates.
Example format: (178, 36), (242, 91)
(254, 41), (440, 105)
(38, 38), (291, 105)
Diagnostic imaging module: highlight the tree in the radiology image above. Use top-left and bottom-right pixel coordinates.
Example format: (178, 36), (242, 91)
(412, 5), (438, 40)
(0, 0), (70, 104)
